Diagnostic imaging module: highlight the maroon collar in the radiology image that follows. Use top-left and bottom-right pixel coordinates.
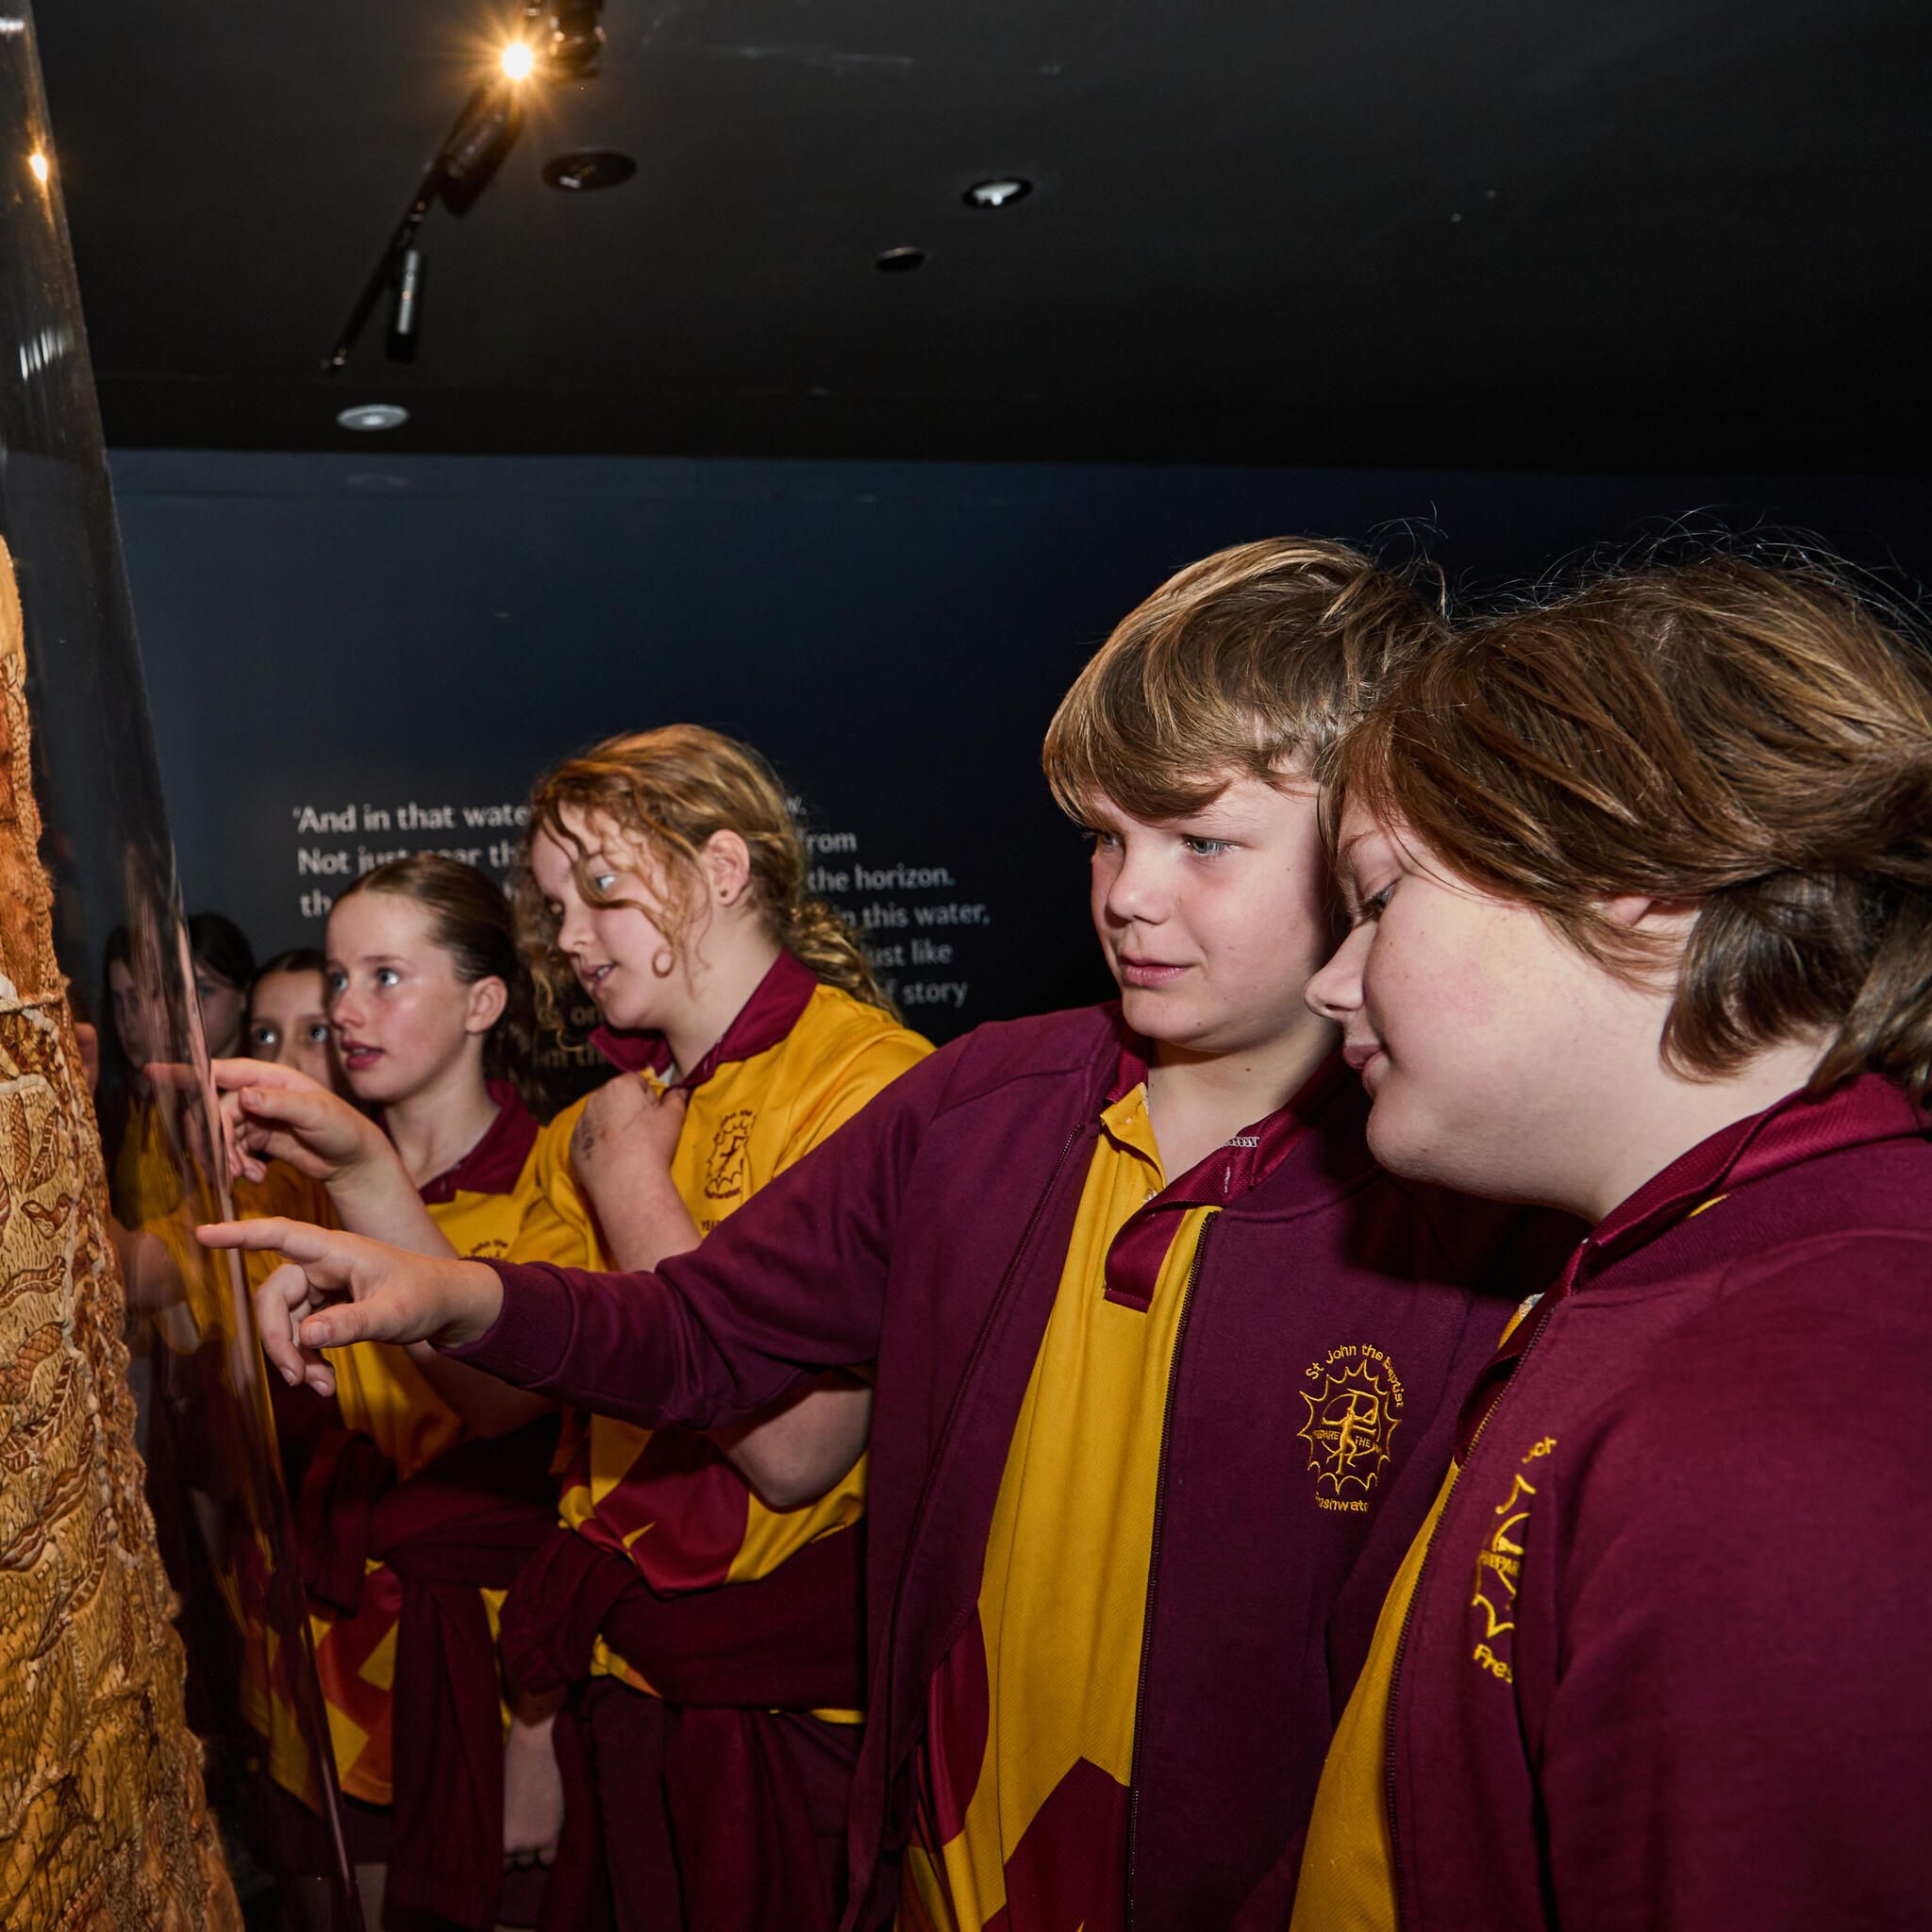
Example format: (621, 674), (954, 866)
(1455, 1072), (1926, 1459)
(587, 950), (820, 1093)
(1578, 1071), (1927, 1283)
(1102, 1043), (1349, 1310)
(416, 1082), (540, 1206)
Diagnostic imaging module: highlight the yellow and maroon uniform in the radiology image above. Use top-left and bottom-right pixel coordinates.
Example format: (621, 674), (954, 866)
(517, 951), (928, 1931)
(1288, 1300), (1539, 1932)
(544, 988), (925, 1683)
(308, 1084), (586, 1806)
(903, 1062), (1318, 1931)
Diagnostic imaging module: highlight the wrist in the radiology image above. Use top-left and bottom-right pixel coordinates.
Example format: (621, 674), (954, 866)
(434, 1258), (506, 1348)
(325, 1124), (414, 1203)
(579, 1143), (679, 1208)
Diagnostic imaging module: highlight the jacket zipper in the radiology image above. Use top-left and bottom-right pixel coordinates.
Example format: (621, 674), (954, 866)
(1382, 1284), (1567, 1932)
(867, 1118), (1090, 1901)
(1123, 1212), (1215, 1931)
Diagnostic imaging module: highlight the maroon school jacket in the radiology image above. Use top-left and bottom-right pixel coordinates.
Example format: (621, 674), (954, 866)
(450, 1005), (1568, 1928)
(1387, 1074), (1932, 1932)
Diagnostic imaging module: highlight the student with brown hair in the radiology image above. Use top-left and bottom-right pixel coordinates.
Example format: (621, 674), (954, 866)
(189, 908), (256, 1059)
(211, 538), (1569, 1930)
(234, 737), (934, 1932)
(1292, 553), (1932, 1932)
(245, 947), (345, 1092)
(225, 854), (590, 1930)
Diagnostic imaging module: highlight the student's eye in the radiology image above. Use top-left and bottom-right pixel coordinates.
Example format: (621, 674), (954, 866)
(375, 967), (401, 988)
(303, 1022), (331, 1044)
(1080, 826), (1120, 851)
(325, 971), (347, 995)
(1359, 882), (1396, 920)
(248, 1023), (278, 1049)
(1182, 836), (1231, 858)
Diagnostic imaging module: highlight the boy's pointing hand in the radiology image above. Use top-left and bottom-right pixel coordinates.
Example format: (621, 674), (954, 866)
(196, 1217), (505, 1395)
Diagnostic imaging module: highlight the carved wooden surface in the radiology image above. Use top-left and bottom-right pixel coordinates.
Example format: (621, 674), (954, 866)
(0, 537), (238, 1928)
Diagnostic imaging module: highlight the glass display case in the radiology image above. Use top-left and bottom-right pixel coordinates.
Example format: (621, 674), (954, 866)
(0, 8), (357, 1924)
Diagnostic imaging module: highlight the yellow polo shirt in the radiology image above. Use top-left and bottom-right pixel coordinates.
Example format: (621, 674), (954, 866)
(540, 979), (929, 1702)
(903, 1080), (1214, 1932)
(310, 1090), (592, 1804)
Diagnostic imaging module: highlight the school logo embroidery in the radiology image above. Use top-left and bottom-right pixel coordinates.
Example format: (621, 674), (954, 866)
(1299, 1343), (1405, 1512)
(703, 1109), (756, 1201)
(1470, 1434), (1557, 1685)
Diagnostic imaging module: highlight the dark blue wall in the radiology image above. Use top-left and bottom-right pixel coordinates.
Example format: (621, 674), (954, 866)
(108, 449), (1932, 1040)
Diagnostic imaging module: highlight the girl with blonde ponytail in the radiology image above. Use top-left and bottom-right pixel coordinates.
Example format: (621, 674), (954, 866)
(501, 724), (931, 1932)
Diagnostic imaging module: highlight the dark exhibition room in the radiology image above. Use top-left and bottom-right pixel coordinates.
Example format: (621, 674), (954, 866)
(1, 3), (1927, 1928)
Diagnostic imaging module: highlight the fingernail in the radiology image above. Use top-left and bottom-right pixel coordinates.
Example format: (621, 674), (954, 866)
(281, 1364), (297, 1386)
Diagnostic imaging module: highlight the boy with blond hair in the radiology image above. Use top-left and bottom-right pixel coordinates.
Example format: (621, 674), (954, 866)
(211, 538), (1563, 1930)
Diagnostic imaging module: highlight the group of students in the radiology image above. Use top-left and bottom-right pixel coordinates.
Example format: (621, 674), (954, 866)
(164, 530), (1928, 1932)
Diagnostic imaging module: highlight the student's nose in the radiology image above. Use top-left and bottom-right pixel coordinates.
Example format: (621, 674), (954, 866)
(556, 897), (594, 956)
(1101, 841), (1168, 927)
(1306, 924), (1368, 1022)
(329, 985), (364, 1031)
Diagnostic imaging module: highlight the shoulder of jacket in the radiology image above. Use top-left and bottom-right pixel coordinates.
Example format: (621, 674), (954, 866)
(1559, 1226), (1932, 1513)
(924, 1003), (1120, 1112)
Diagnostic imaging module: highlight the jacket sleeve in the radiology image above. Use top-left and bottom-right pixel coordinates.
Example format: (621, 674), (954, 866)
(1532, 1234), (1932, 1930)
(440, 1035), (954, 1430)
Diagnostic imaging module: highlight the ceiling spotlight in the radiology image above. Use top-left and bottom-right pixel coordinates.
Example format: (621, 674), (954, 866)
(875, 246), (927, 273)
(541, 148), (637, 192)
(336, 403), (409, 432)
(26, 150), (47, 185)
(325, 0), (607, 372)
(963, 176), (1031, 209)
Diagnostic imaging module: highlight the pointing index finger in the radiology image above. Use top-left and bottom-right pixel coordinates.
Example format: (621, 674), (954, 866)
(197, 1216), (339, 1262)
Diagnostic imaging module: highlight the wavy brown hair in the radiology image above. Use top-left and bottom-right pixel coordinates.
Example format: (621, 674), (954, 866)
(511, 724), (893, 1038)
(331, 855), (542, 1110)
(1335, 553), (1932, 1101)
(1041, 536), (1447, 821)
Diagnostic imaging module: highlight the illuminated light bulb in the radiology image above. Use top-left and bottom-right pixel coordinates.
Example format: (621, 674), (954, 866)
(27, 151), (47, 185)
(500, 42), (536, 80)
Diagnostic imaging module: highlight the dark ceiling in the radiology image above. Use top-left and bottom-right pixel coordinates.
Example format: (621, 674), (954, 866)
(34, 0), (1932, 469)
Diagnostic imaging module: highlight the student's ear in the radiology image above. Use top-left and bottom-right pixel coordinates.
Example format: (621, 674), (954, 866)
(464, 974), (508, 1036)
(1602, 894), (1701, 942)
(701, 830), (754, 910)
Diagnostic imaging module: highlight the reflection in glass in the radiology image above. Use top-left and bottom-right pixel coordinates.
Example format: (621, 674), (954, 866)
(0, 7), (358, 1924)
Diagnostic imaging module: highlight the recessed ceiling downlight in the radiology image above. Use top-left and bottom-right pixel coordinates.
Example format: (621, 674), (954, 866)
(963, 176), (1031, 209)
(874, 246), (927, 273)
(541, 149), (638, 192)
(337, 403), (409, 432)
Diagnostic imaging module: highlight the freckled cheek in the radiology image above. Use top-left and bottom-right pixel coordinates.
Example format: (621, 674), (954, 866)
(1366, 917), (1501, 1051)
